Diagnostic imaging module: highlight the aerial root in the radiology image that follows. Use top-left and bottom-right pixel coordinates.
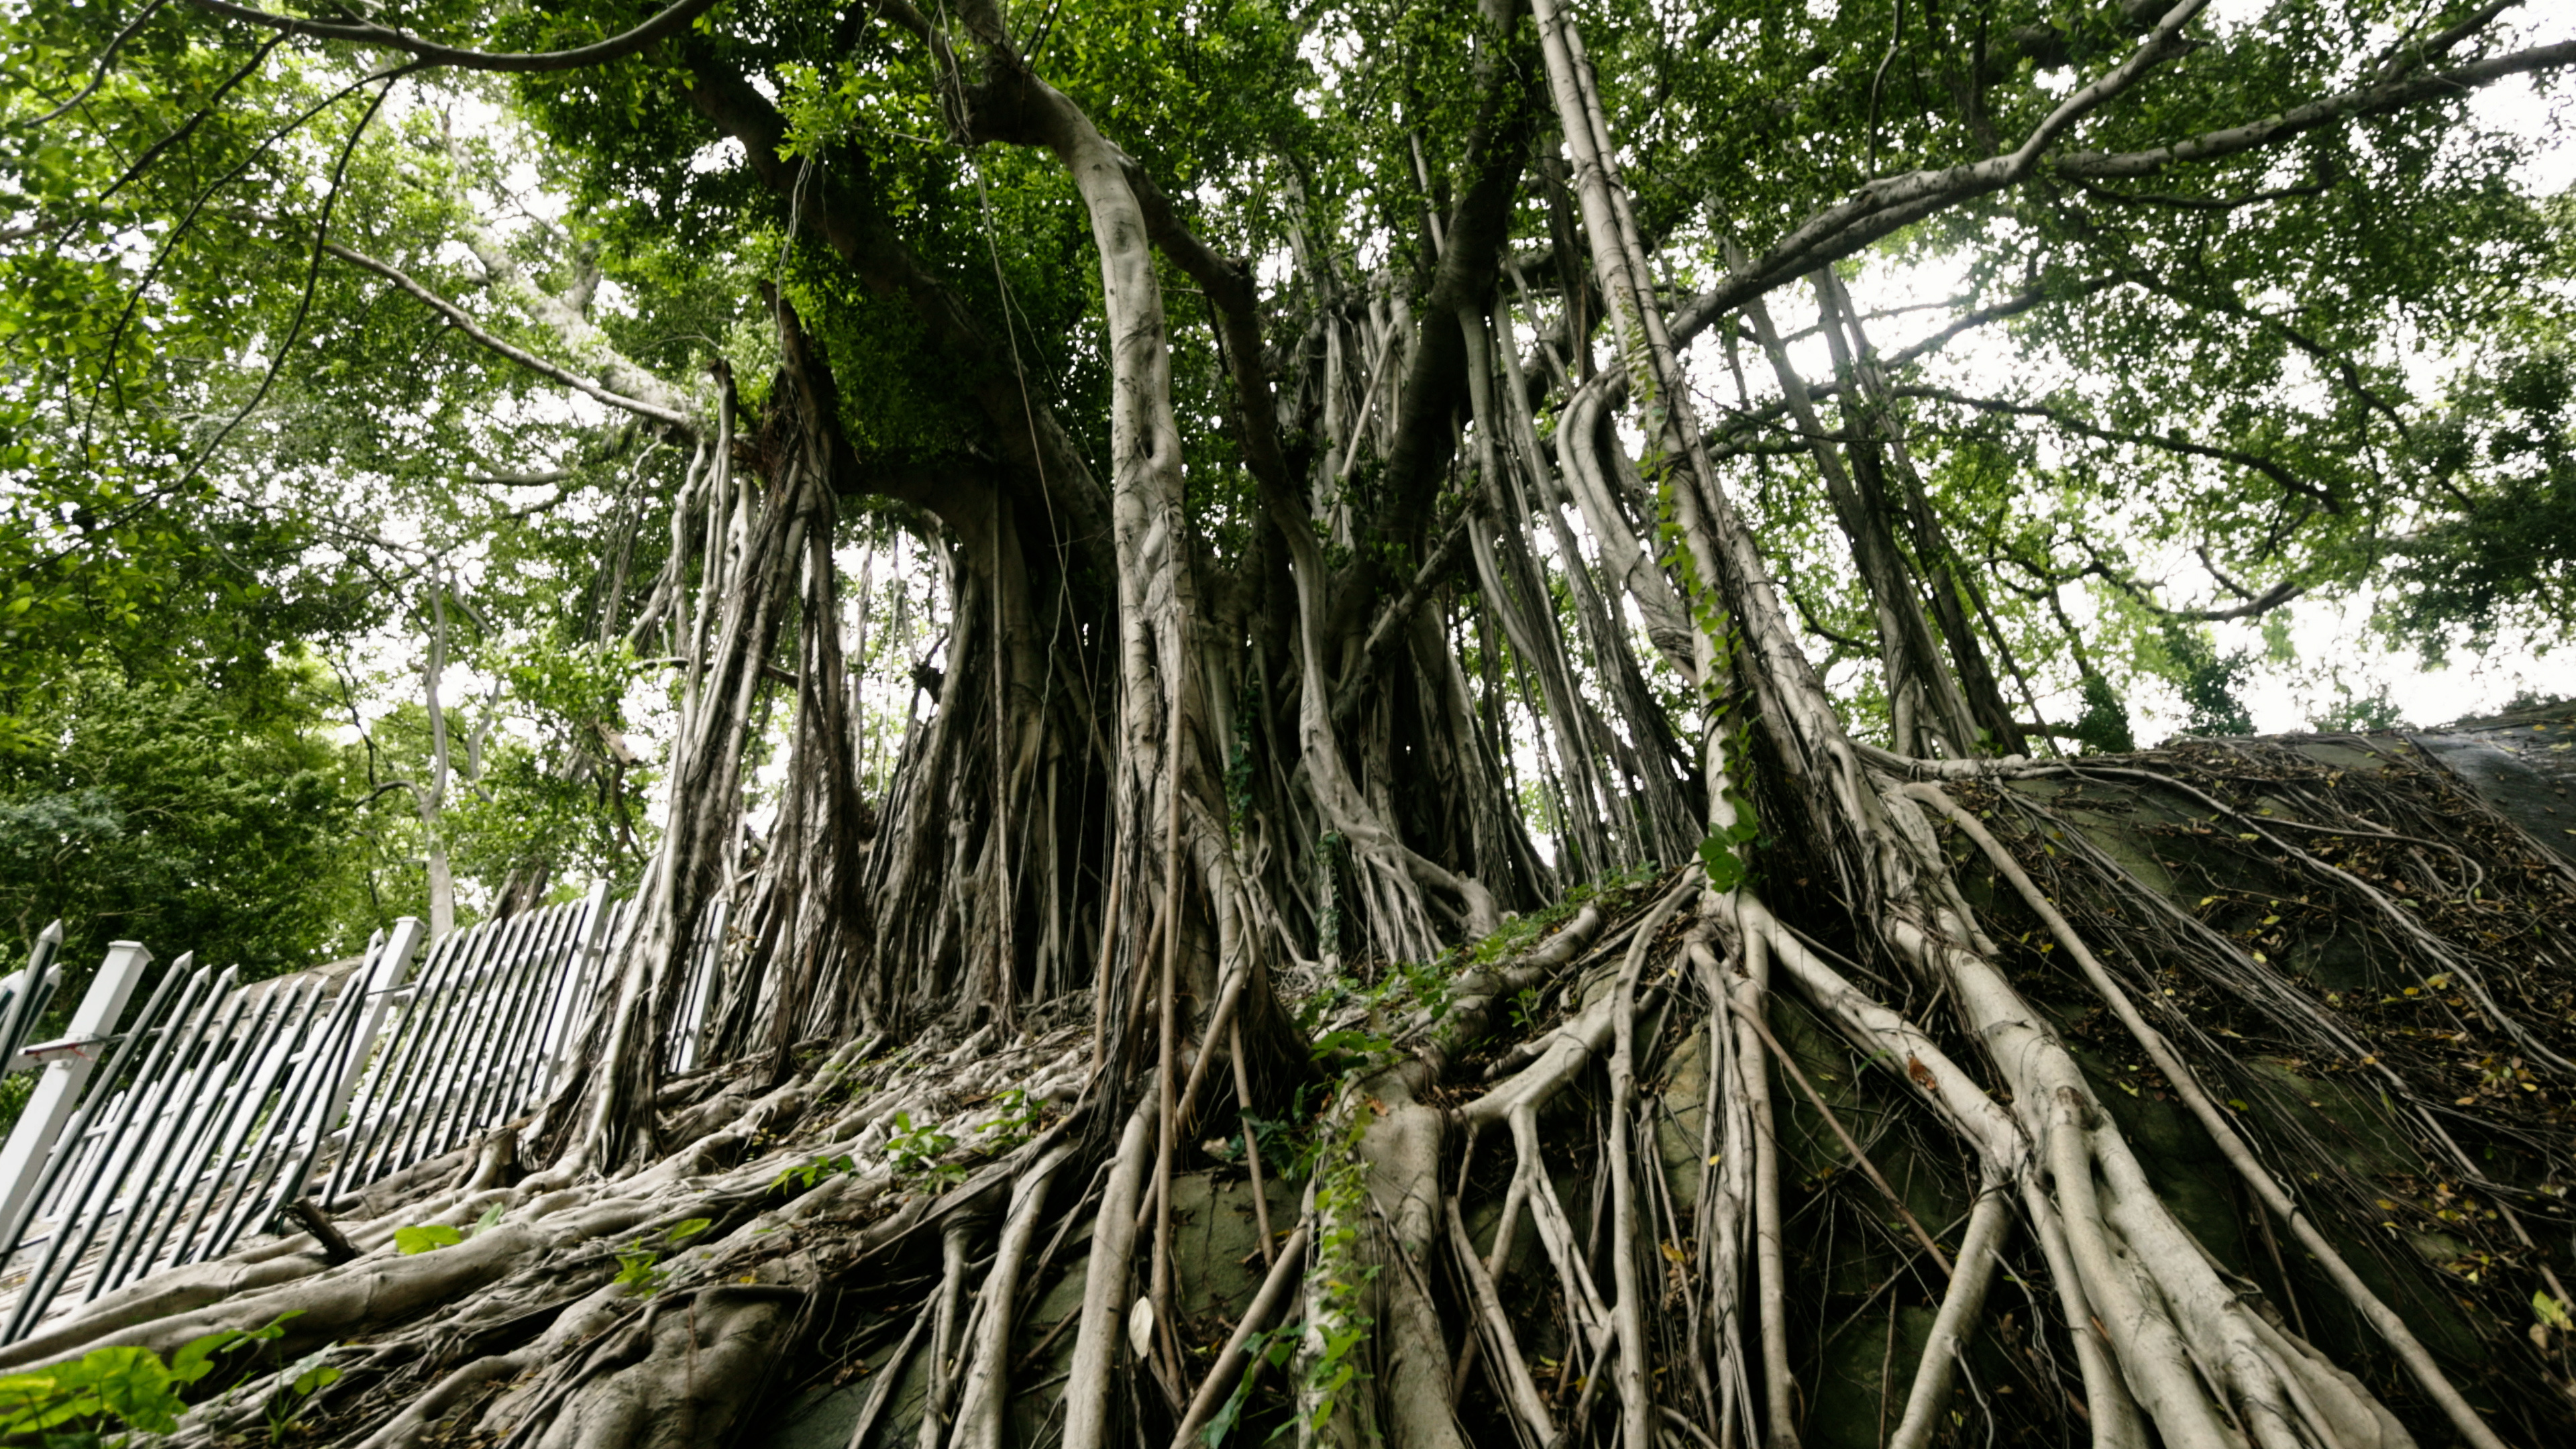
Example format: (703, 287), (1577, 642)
(1902, 781), (2507, 1449)
(1060, 1099), (1152, 1449)
(1171, 1222), (1311, 1449)
(1884, 1183), (2010, 1449)
(521, 1283), (808, 1449)
(1873, 883), (2418, 1449)
(0, 865), (2512, 1449)
(948, 1142), (1074, 1449)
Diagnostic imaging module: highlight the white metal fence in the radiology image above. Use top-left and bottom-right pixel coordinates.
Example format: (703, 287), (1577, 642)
(0, 885), (714, 1343)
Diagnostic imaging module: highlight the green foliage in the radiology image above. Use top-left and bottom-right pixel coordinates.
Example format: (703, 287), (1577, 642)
(2383, 348), (2576, 656)
(2536, 1288), (2573, 1332)
(0, 1311), (304, 1442)
(609, 1219), (711, 1299)
(0, 663), (372, 999)
(773, 1152), (859, 1193)
(2305, 675), (2408, 733)
(2159, 625), (2257, 739)
(975, 1088), (1042, 1151)
(612, 1243), (667, 1299)
(1697, 798), (1762, 895)
(1201, 1318), (1302, 1446)
(2070, 674), (2139, 755)
(884, 1112), (961, 1187)
(1299, 1107), (1380, 1436)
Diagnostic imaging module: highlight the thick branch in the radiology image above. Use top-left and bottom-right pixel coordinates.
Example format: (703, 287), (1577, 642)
(305, 233), (696, 430)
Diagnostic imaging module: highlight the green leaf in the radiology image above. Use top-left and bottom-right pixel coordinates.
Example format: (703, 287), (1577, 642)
(0, 1372), (88, 1434)
(667, 1218), (713, 1244)
(1697, 835), (1745, 893)
(394, 1224), (464, 1255)
(56, 1346), (182, 1434)
(2536, 1289), (2573, 1331)
(291, 1361), (341, 1397)
(168, 1328), (248, 1385)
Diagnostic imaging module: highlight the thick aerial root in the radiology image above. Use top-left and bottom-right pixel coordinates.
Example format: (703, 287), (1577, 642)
(1061, 1101), (1153, 1449)
(527, 1283), (806, 1449)
(948, 1143), (1073, 1449)
(1884, 1183), (2010, 1449)
(1352, 1087), (1468, 1449)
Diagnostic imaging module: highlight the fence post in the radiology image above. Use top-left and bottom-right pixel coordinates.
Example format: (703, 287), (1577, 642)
(0, 941), (152, 1248)
(315, 917), (430, 1150)
(671, 896), (725, 1073)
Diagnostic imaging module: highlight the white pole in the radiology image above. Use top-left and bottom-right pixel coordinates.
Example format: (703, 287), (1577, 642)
(0, 941), (152, 1249)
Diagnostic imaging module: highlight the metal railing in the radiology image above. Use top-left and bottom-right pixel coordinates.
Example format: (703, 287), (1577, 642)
(0, 884), (703, 1343)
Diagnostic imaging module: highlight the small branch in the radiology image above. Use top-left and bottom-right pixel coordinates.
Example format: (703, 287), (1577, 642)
(286, 1197), (359, 1264)
(15, 0), (172, 129)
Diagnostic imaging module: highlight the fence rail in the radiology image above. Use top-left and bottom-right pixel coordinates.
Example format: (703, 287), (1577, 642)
(0, 886), (710, 1344)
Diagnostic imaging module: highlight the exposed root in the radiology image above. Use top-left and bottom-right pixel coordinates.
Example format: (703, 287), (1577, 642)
(4, 785), (2563, 1449)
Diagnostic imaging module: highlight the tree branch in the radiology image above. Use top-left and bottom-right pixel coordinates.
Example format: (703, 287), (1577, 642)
(1896, 383), (2340, 511)
(1670, 0), (2208, 334)
(292, 229), (696, 430)
(176, 0), (727, 74)
(2053, 38), (2576, 181)
(1666, 29), (2573, 350)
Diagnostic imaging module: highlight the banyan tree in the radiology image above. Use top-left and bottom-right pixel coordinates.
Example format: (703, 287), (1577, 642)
(3, 0), (2575, 1445)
